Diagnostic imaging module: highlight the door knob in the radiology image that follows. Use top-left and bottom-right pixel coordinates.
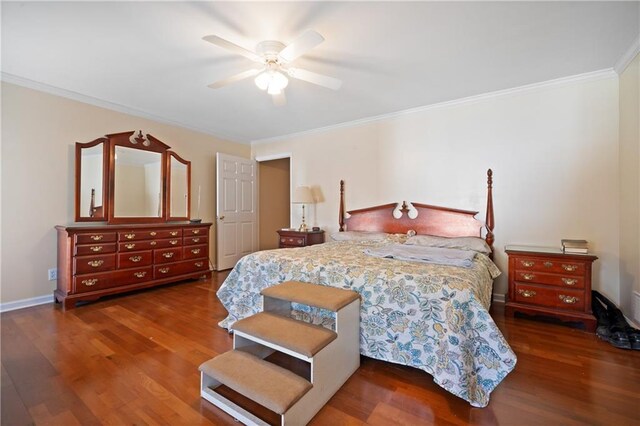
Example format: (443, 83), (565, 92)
(219, 216), (225, 220)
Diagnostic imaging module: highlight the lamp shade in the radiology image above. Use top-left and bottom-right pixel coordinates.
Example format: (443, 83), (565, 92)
(292, 186), (314, 204)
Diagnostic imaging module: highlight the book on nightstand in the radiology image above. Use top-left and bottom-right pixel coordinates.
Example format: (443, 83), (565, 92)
(561, 239), (588, 254)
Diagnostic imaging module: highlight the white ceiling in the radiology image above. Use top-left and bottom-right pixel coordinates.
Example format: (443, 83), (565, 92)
(2, 1), (638, 143)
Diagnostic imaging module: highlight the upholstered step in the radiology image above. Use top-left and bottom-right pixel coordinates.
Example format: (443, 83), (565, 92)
(199, 350), (312, 415)
(261, 281), (360, 312)
(232, 312), (337, 358)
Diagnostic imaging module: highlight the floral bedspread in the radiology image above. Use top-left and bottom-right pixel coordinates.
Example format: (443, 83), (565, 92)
(217, 239), (517, 407)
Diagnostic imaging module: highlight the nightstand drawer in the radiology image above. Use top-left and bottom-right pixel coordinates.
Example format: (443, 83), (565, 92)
(513, 271), (584, 289)
(513, 256), (584, 276)
(514, 284), (585, 311)
(280, 236), (305, 247)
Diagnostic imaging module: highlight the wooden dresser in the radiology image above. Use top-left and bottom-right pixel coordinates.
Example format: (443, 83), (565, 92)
(277, 229), (325, 248)
(56, 222), (212, 309)
(505, 245), (597, 331)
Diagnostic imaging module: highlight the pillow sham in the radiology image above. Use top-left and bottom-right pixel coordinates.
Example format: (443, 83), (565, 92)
(405, 234), (491, 254)
(330, 231), (389, 242)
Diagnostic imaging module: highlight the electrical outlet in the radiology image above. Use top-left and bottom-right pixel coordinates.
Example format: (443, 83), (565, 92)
(48, 268), (57, 281)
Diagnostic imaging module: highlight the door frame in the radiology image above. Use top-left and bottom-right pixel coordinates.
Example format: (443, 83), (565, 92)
(255, 153), (293, 246)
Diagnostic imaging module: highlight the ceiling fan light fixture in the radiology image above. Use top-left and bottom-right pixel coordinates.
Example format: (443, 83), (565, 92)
(255, 70), (288, 93)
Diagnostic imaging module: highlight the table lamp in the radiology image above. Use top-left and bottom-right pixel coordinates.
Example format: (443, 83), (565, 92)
(292, 186), (314, 232)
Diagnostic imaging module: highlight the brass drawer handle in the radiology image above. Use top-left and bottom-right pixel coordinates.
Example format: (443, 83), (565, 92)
(521, 260), (535, 267)
(90, 235), (103, 241)
(159, 267), (170, 274)
(521, 273), (535, 281)
(150, 231), (157, 236)
(82, 279), (98, 286)
(170, 240), (178, 245)
(543, 261), (553, 268)
(195, 262), (204, 267)
(162, 252), (174, 258)
(562, 264), (578, 272)
(170, 231), (179, 236)
(192, 238), (200, 243)
(518, 289), (536, 298)
(559, 295), (578, 304)
(125, 243), (136, 249)
(129, 256), (142, 262)
(90, 246), (103, 252)
(192, 230), (200, 234)
(88, 260), (104, 267)
(150, 241), (157, 246)
(191, 249), (201, 254)
(134, 271), (146, 278)
(125, 233), (135, 240)
(562, 278), (577, 286)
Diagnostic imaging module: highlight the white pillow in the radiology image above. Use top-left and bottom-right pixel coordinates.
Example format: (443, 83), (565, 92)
(405, 234), (491, 254)
(330, 231), (389, 242)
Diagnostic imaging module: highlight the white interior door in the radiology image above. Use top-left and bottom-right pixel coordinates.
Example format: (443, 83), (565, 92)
(216, 153), (258, 270)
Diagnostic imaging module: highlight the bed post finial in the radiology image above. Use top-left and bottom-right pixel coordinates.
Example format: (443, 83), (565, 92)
(339, 180), (346, 231)
(485, 169), (495, 250)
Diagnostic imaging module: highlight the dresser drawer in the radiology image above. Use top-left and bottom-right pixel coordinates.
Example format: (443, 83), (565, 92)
(152, 229), (183, 239)
(118, 250), (153, 269)
(76, 232), (117, 244)
(154, 247), (183, 264)
(119, 241), (158, 252)
(153, 238), (182, 249)
(184, 235), (208, 245)
(75, 243), (117, 256)
(280, 236), (306, 247)
(514, 283), (585, 311)
(512, 256), (584, 276)
(183, 244), (207, 259)
(185, 227), (208, 237)
(513, 271), (584, 289)
(74, 254), (116, 275)
(154, 259), (207, 279)
(74, 268), (151, 293)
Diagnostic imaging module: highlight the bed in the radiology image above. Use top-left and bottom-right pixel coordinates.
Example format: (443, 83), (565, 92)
(217, 170), (516, 407)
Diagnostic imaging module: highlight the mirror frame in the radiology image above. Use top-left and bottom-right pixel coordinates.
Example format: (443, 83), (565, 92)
(74, 131), (192, 224)
(166, 151), (191, 221)
(75, 137), (109, 222)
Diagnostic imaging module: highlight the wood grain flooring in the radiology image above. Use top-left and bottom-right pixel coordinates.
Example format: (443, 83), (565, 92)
(2, 272), (639, 425)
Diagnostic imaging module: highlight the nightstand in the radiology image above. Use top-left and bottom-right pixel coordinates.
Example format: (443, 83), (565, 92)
(277, 229), (325, 248)
(505, 245), (597, 332)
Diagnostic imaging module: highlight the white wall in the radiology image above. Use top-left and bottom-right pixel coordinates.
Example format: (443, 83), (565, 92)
(0, 82), (250, 305)
(618, 53), (640, 317)
(252, 74), (621, 299)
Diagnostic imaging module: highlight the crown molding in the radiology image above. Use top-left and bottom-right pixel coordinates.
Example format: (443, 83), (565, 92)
(0, 72), (247, 144)
(251, 68), (617, 145)
(614, 36), (640, 75)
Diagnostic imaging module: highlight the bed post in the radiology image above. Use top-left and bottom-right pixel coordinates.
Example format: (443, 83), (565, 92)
(485, 169), (495, 252)
(339, 180), (346, 231)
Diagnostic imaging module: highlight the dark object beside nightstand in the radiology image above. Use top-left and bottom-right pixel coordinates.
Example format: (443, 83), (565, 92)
(505, 245), (597, 332)
(277, 229), (325, 248)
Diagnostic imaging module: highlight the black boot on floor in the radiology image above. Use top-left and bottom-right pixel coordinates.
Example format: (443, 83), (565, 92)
(592, 291), (631, 350)
(591, 295), (611, 341)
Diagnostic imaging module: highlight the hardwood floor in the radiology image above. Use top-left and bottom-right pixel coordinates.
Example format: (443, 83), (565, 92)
(2, 272), (639, 425)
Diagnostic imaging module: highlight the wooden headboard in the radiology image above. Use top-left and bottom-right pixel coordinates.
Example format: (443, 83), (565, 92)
(339, 169), (495, 251)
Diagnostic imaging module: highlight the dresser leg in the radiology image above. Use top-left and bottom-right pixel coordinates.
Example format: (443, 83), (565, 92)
(62, 298), (77, 310)
(505, 305), (516, 317)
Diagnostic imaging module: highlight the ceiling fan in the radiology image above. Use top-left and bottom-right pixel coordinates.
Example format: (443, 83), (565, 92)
(203, 30), (342, 106)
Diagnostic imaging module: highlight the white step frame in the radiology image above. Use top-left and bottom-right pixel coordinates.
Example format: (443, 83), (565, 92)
(200, 292), (360, 426)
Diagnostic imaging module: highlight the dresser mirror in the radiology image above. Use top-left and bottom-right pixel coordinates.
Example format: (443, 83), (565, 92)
(75, 138), (108, 221)
(75, 131), (191, 224)
(167, 152), (190, 220)
(113, 146), (164, 218)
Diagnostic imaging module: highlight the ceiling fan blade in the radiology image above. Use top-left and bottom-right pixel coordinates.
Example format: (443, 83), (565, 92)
(278, 30), (324, 63)
(272, 91), (287, 106)
(202, 35), (263, 63)
(207, 68), (261, 89)
(287, 68), (342, 90)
